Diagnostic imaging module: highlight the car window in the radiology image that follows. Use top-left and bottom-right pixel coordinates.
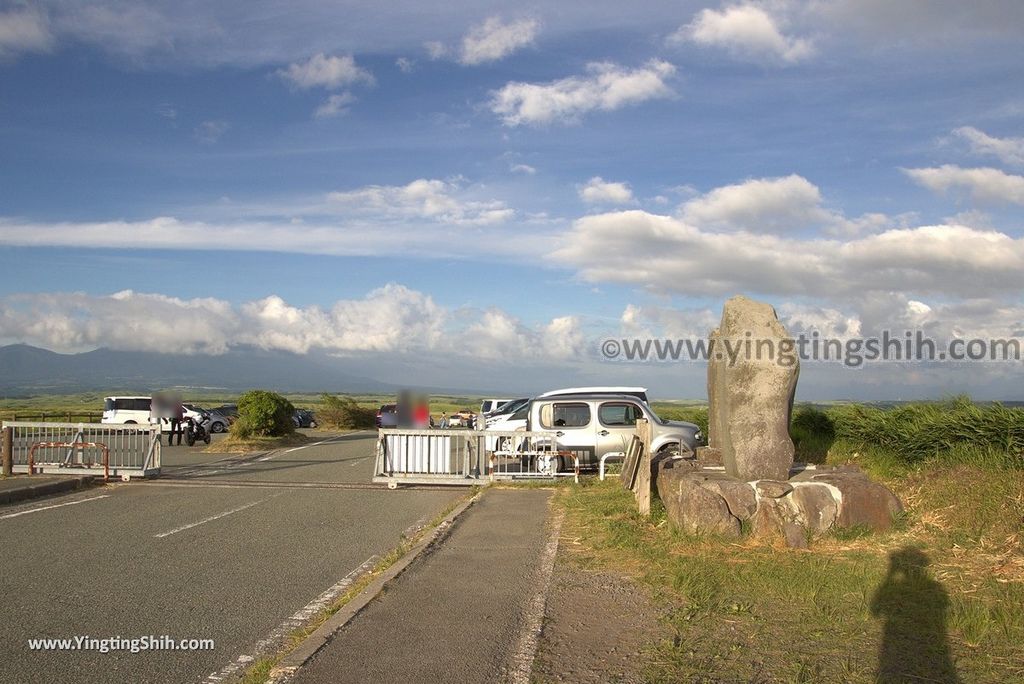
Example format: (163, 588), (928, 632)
(511, 404), (529, 420)
(540, 402), (591, 428)
(598, 402), (645, 427)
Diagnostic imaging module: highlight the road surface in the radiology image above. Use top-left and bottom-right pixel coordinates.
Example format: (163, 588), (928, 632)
(0, 431), (461, 684)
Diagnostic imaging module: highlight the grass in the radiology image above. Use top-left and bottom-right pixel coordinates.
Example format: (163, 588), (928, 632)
(238, 489), (478, 684)
(554, 450), (1024, 683)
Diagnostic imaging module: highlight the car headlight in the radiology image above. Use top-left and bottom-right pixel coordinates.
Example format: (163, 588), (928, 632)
(694, 430), (703, 443)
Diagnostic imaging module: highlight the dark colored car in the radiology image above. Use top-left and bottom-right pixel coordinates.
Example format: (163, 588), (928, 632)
(292, 409), (318, 429)
(376, 404), (398, 428)
(211, 404), (239, 423)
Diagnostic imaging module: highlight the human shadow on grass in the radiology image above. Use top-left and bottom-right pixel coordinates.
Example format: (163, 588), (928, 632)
(870, 547), (960, 684)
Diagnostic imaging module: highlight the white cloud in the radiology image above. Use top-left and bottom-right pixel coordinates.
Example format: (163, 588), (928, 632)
(676, 3), (814, 64)
(194, 120), (229, 144)
(326, 178), (514, 225)
(276, 53), (373, 90)
(679, 174), (898, 236)
(0, 6), (53, 59)
(953, 126), (1024, 166)
(578, 177), (635, 205)
(904, 165), (1024, 205)
(395, 56), (415, 73)
(510, 163), (537, 175)
(0, 285), (585, 363)
(314, 92), (356, 118)
(459, 16), (538, 65)
(490, 59), (676, 126)
(552, 210), (1024, 299)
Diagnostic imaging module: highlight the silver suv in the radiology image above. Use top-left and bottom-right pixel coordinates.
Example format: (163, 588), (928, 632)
(526, 393), (702, 470)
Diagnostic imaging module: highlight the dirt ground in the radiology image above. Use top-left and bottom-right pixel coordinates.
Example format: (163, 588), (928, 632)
(531, 550), (667, 683)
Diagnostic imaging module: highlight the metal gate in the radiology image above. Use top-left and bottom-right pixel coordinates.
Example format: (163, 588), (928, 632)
(374, 428), (586, 486)
(2, 421), (161, 480)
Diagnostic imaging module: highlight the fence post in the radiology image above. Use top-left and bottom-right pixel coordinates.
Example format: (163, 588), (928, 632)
(2, 426), (12, 477)
(634, 418), (652, 517)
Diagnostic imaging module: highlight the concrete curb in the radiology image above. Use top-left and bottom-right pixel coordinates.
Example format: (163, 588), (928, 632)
(267, 490), (483, 683)
(0, 476), (96, 505)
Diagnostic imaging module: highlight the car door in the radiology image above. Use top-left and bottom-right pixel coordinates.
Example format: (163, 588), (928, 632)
(595, 401), (646, 459)
(537, 401), (596, 466)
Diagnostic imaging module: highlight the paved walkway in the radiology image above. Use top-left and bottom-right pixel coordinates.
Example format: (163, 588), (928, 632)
(292, 488), (556, 684)
(0, 474), (93, 504)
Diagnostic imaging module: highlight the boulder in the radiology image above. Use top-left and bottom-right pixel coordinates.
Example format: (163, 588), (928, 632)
(657, 466), (740, 538)
(707, 296), (799, 482)
(699, 474), (758, 520)
(751, 495), (805, 548)
(695, 446), (723, 467)
(790, 483), (839, 533)
(755, 479), (793, 499)
(810, 472), (903, 530)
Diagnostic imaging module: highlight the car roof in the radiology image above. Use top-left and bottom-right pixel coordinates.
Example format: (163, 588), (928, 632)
(105, 395), (150, 400)
(533, 393), (647, 403)
(537, 386), (647, 397)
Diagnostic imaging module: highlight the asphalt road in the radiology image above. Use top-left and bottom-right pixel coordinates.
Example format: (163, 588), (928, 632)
(0, 431), (461, 684)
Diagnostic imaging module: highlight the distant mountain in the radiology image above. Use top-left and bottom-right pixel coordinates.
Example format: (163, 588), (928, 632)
(0, 344), (401, 395)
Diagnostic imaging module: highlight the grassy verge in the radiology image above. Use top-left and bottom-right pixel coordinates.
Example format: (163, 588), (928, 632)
(239, 489), (478, 684)
(554, 460), (1023, 682)
(205, 432), (311, 453)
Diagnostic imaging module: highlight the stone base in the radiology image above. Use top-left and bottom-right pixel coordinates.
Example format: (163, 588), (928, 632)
(656, 459), (902, 548)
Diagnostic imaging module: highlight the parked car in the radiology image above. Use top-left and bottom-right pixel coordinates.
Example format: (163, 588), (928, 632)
(484, 401), (530, 450)
(483, 398), (530, 422)
(182, 403), (229, 434)
(525, 393), (701, 472)
(211, 404), (239, 423)
(480, 398), (515, 415)
(376, 404), (398, 429)
(537, 386), (649, 404)
(447, 409), (477, 428)
(102, 396), (154, 426)
(292, 409), (318, 429)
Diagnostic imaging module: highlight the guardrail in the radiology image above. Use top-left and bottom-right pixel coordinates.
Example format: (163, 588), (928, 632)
(1, 421), (161, 481)
(374, 429), (587, 487)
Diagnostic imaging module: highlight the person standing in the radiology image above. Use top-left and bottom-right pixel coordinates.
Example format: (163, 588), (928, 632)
(169, 400), (184, 446)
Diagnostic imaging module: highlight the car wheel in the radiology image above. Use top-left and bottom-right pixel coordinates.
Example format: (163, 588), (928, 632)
(309, 420), (318, 429)
(211, 421), (226, 434)
(124, 420), (136, 425)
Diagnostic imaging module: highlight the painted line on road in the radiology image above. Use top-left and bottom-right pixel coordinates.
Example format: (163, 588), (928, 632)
(0, 494), (110, 520)
(508, 506), (565, 684)
(203, 554), (379, 684)
(259, 431), (372, 462)
(153, 497), (273, 538)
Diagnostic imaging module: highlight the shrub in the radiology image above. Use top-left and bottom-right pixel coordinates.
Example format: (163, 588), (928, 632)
(318, 394), (377, 430)
(232, 390), (295, 438)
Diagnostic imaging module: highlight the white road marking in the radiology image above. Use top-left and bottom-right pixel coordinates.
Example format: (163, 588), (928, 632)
(258, 432), (370, 462)
(153, 498), (268, 538)
(203, 554), (378, 684)
(0, 494), (110, 520)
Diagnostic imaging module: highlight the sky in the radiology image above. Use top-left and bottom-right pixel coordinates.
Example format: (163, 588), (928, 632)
(1, 0), (1023, 400)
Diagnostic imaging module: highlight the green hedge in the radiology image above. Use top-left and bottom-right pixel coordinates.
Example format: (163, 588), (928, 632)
(317, 394), (377, 429)
(232, 390), (295, 438)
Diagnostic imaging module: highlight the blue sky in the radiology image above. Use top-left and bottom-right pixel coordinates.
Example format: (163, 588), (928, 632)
(1, 1), (1023, 399)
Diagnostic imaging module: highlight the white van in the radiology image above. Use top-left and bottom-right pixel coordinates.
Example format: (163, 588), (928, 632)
(102, 396), (154, 425)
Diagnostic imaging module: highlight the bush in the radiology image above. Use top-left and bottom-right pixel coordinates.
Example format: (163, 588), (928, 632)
(318, 394), (377, 430)
(232, 390), (295, 438)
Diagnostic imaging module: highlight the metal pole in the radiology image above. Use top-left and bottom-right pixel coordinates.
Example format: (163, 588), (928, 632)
(2, 426), (12, 476)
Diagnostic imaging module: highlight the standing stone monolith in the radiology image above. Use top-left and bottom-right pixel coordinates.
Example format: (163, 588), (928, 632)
(708, 295), (799, 482)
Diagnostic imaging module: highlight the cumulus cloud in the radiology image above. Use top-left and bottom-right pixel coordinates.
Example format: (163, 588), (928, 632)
(953, 126), (1024, 167)
(0, 6), (53, 59)
(552, 210), (1024, 299)
(0, 286), (586, 364)
(459, 16), (538, 65)
(578, 177), (635, 205)
(314, 92), (356, 118)
(904, 165), (1024, 205)
(277, 53), (374, 90)
(490, 59), (676, 126)
(509, 163), (537, 175)
(676, 3), (814, 64)
(326, 178), (514, 225)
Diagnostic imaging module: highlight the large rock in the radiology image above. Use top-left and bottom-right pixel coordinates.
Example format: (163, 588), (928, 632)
(699, 474), (758, 520)
(657, 464), (741, 538)
(751, 495), (806, 549)
(707, 296), (799, 482)
(789, 483), (839, 533)
(809, 471), (903, 531)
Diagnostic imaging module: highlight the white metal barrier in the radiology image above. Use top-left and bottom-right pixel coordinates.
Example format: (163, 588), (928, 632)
(2, 421), (161, 480)
(374, 429), (588, 486)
